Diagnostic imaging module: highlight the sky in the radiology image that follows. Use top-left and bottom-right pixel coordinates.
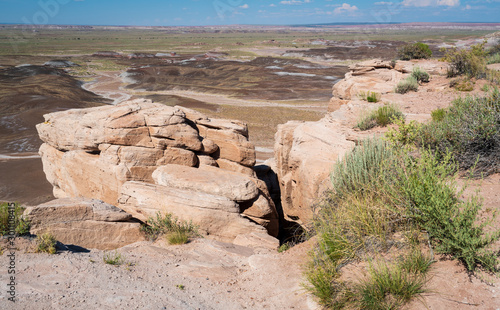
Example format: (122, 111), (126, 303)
(0, 0), (499, 26)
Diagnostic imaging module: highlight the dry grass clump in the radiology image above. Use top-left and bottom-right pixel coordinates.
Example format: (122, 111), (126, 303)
(356, 104), (404, 131)
(142, 212), (199, 245)
(35, 232), (57, 254)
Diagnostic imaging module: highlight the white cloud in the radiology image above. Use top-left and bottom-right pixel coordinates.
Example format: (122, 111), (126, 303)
(402, 0), (460, 6)
(239, 4), (249, 9)
(334, 3), (358, 14)
(270, 3), (277, 7)
(280, 0), (312, 5)
(437, 0), (460, 5)
(374, 1), (394, 4)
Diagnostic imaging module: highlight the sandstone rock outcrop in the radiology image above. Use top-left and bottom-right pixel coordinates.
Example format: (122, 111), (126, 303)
(24, 198), (144, 250)
(37, 99), (278, 247)
(274, 119), (355, 224)
(331, 59), (404, 101)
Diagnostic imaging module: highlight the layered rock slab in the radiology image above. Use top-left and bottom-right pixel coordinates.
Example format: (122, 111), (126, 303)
(118, 181), (278, 248)
(24, 198), (144, 250)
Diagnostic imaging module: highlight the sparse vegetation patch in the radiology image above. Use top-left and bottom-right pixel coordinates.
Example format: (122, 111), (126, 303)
(397, 42), (432, 60)
(0, 202), (30, 236)
(35, 232), (57, 254)
(142, 212), (198, 245)
(356, 104), (405, 131)
(305, 134), (500, 308)
(103, 250), (125, 266)
(395, 76), (419, 94)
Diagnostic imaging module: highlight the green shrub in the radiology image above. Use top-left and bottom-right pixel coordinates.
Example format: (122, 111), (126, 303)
(367, 92), (380, 103)
(487, 53), (500, 65)
(430, 108), (446, 122)
(0, 202), (30, 236)
(444, 41), (488, 78)
(397, 42), (432, 60)
(356, 104), (405, 131)
(142, 212), (198, 243)
(385, 118), (421, 147)
(390, 150), (500, 272)
(411, 66), (430, 83)
(488, 43), (500, 56)
(419, 90), (500, 175)
(395, 76), (419, 94)
(450, 78), (474, 91)
(35, 233), (57, 254)
(358, 91), (381, 103)
(103, 250), (125, 265)
(278, 242), (292, 253)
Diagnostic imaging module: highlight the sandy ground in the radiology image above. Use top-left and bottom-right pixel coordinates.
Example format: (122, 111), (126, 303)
(0, 237), (317, 310)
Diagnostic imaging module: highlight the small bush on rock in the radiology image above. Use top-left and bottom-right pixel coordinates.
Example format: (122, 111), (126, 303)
(450, 78), (474, 91)
(35, 232), (57, 254)
(395, 76), (419, 94)
(142, 212), (198, 244)
(398, 42), (432, 60)
(411, 66), (430, 83)
(419, 89), (500, 176)
(103, 250), (125, 265)
(357, 104), (405, 131)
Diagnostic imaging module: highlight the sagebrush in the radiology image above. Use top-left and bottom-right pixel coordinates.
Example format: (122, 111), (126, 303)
(395, 76), (418, 94)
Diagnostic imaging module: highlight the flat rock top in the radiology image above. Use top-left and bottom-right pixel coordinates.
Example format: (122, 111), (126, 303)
(25, 198), (132, 224)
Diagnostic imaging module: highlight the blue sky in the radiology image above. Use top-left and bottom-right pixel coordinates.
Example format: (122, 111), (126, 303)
(0, 0), (499, 26)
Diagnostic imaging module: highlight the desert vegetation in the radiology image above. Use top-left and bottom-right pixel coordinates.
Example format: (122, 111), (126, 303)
(397, 42), (432, 60)
(35, 232), (57, 254)
(142, 212), (199, 245)
(395, 76), (419, 94)
(306, 88), (500, 308)
(103, 250), (126, 266)
(0, 202), (30, 236)
(356, 104), (404, 131)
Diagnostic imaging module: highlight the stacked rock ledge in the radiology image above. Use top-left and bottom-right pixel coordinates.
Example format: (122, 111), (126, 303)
(35, 99), (278, 250)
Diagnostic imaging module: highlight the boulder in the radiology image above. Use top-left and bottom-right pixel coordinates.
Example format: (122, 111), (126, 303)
(333, 66), (404, 100)
(24, 198), (144, 250)
(274, 118), (355, 224)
